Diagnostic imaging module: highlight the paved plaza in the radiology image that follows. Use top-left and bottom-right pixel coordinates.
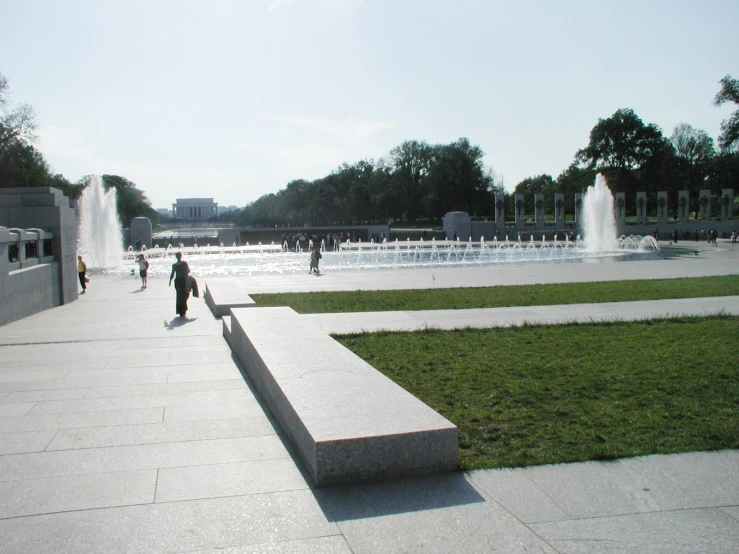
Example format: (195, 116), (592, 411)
(0, 243), (737, 553)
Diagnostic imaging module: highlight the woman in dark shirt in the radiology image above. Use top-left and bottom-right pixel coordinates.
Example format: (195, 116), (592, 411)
(168, 252), (191, 317)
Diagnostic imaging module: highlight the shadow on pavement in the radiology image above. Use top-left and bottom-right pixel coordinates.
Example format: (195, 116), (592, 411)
(164, 317), (198, 330)
(313, 471), (485, 521)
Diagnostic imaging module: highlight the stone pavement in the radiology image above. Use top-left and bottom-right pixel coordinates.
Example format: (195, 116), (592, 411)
(0, 245), (737, 553)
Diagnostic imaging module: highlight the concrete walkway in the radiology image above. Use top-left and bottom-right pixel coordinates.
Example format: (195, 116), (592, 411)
(0, 245), (737, 553)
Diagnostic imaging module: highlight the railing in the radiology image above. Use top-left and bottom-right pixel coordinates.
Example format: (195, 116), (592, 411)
(0, 227), (55, 273)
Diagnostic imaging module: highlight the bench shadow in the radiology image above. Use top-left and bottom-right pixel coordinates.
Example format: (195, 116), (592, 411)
(312, 471), (485, 522)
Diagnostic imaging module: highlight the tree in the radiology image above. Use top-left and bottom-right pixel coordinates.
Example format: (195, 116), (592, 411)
(556, 163), (596, 217)
(713, 74), (739, 153)
(94, 175), (159, 227)
(514, 174), (556, 216)
(0, 71), (37, 161)
(389, 140), (433, 224)
(670, 123), (716, 215)
(426, 138), (491, 217)
(576, 108), (674, 204)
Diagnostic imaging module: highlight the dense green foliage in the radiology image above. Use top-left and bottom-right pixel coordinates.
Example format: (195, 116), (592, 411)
(224, 137), (503, 228)
(251, 275), (739, 314)
(97, 174), (159, 228)
(713, 75), (739, 153)
(337, 316), (739, 469)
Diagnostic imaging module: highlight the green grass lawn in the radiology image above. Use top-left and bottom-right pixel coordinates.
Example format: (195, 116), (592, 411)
(251, 275), (739, 314)
(336, 316), (739, 470)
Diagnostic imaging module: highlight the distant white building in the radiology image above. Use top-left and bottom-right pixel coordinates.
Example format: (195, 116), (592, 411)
(172, 198), (218, 220)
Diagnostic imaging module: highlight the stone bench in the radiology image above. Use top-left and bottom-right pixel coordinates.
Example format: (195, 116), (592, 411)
(204, 279), (256, 317)
(227, 306), (458, 487)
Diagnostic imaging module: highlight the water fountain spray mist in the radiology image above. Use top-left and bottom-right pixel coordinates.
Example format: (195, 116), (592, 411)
(581, 173), (619, 251)
(77, 175), (124, 269)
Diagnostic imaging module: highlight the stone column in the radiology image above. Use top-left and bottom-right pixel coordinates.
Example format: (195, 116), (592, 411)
(636, 192), (647, 225)
(614, 192), (626, 228)
(515, 194), (525, 231)
(494, 194), (506, 237)
(554, 193), (564, 230)
(721, 189), (734, 220)
(677, 191), (689, 223)
(534, 194), (545, 230)
(574, 193), (583, 224)
(657, 191), (668, 224)
(699, 190), (711, 221)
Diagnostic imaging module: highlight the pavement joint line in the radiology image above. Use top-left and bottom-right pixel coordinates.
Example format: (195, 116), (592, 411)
(0, 334), (220, 347)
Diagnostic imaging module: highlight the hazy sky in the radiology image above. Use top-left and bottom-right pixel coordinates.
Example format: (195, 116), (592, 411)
(2, 0), (737, 209)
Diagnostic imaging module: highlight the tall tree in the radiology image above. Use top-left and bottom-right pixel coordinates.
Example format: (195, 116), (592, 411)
(96, 175), (159, 227)
(576, 108), (673, 200)
(713, 74), (739, 153)
(389, 140), (433, 224)
(670, 123), (715, 214)
(0, 71), (37, 161)
(426, 138), (490, 217)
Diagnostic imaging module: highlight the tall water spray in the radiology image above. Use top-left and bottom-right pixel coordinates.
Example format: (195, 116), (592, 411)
(77, 175), (124, 269)
(581, 174), (619, 251)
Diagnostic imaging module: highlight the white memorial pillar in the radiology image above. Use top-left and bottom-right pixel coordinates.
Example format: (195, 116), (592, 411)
(515, 194), (525, 231)
(657, 191), (668, 224)
(534, 194), (545, 230)
(721, 189), (734, 220)
(677, 191), (689, 223)
(615, 193), (626, 228)
(699, 190), (711, 221)
(554, 193), (564, 229)
(636, 192), (647, 225)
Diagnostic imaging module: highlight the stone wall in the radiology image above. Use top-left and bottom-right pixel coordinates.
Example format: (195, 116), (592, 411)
(0, 187), (78, 325)
(0, 227), (60, 326)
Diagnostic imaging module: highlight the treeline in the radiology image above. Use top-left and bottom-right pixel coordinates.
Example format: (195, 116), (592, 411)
(0, 71), (159, 228)
(221, 75), (739, 226)
(216, 137), (501, 228)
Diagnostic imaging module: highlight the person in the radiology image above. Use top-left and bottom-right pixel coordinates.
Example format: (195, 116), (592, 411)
(137, 254), (149, 289)
(77, 255), (87, 294)
(732, 230), (737, 245)
(309, 246), (317, 274)
(314, 247), (322, 274)
(168, 252), (191, 317)
(135, 237), (142, 251)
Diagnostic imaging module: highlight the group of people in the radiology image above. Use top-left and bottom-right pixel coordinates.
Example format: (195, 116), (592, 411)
(280, 231), (354, 251)
(76, 252), (195, 319)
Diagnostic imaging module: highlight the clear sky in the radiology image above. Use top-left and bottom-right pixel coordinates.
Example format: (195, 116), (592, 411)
(1, 0), (737, 210)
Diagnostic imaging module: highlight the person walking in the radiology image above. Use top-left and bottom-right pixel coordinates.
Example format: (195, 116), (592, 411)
(137, 254), (149, 289)
(77, 255), (87, 294)
(168, 252), (191, 317)
(314, 247), (322, 275)
(309, 246), (317, 274)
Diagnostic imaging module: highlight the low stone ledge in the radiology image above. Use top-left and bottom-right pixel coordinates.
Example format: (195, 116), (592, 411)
(227, 306), (458, 487)
(204, 279), (256, 317)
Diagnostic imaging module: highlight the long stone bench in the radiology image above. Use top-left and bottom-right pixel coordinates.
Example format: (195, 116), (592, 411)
(227, 306), (458, 487)
(204, 279), (256, 317)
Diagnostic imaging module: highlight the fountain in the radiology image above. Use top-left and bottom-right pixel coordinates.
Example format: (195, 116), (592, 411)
(77, 175), (124, 269)
(102, 173), (659, 277)
(582, 173), (619, 251)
